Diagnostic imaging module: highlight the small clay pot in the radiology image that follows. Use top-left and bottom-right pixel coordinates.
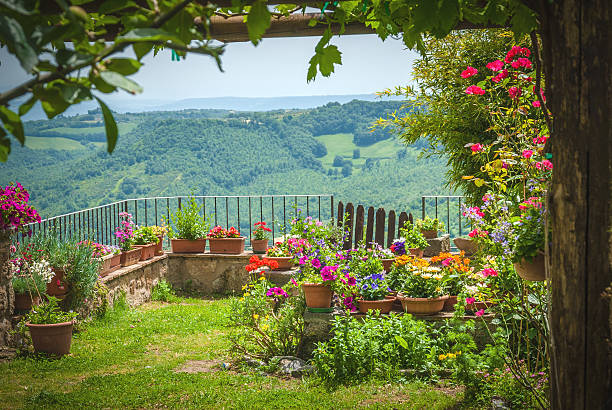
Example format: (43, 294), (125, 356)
(442, 295), (458, 312)
(251, 239), (268, 254)
(408, 248), (424, 258)
(301, 283), (333, 308)
(155, 235), (164, 255)
(14, 293), (41, 311)
(134, 243), (156, 261)
(381, 258), (394, 272)
(358, 297), (395, 314)
(46, 267), (67, 298)
(120, 247), (142, 267)
(421, 230), (438, 239)
(265, 256), (294, 270)
(514, 253), (546, 281)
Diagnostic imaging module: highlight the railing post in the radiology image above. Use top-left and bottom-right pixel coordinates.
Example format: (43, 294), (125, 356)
(421, 196), (426, 220)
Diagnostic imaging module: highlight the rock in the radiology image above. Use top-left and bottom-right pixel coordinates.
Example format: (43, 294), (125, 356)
(423, 234), (450, 257)
(491, 396), (511, 409)
(272, 356), (313, 377)
(244, 358), (265, 368)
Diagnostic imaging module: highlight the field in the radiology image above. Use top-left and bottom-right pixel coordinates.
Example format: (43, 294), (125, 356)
(316, 133), (402, 172)
(24, 136), (87, 151)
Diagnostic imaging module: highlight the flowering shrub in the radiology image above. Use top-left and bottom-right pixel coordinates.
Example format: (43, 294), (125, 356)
(244, 255), (279, 275)
(0, 182), (41, 233)
(289, 211), (345, 245)
(10, 255), (53, 294)
(397, 262), (446, 299)
(77, 240), (118, 257)
(265, 237), (309, 258)
(430, 251), (472, 295)
(114, 212), (136, 251)
(395, 224), (428, 251)
(357, 273), (390, 301)
(208, 226), (240, 238)
(511, 197), (545, 262)
(149, 225), (168, 237)
(252, 221), (272, 240)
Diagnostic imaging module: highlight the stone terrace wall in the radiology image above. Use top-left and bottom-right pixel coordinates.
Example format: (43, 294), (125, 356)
(165, 253), (253, 294)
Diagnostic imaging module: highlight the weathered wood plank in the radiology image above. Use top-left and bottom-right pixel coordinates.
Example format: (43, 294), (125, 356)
(354, 205), (365, 247)
(365, 207), (375, 245)
(337, 201), (344, 227)
(398, 212), (410, 236)
(343, 202), (354, 250)
(375, 208), (385, 246)
(387, 210), (396, 247)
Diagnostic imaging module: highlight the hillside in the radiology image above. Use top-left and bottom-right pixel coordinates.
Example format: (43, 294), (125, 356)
(0, 100), (451, 219)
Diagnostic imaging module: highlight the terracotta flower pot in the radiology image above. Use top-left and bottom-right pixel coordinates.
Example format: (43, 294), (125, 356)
(408, 248), (424, 258)
(14, 293), (41, 311)
(170, 238), (207, 253)
(381, 258), (394, 272)
(266, 256), (294, 270)
(155, 235), (164, 255)
(100, 253), (121, 277)
(120, 247), (142, 267)
(26, 321), (74, 356)
(46, 267), (67, 298)
(421, 230), (438, 239)
(301, 283), (333, 308)
(134, 243), (156, 261)
(398, 294), (449, 315)
(453, 237), (479, 255)
(514, 253), (546, 281)
(251, 239), (268, 254)
(442, 295), (458, 312)
(208, 237), (245, 254)
(358, 297), (395, 314)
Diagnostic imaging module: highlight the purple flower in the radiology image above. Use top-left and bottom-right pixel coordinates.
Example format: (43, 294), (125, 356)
(311, 258), (321, 269)
(266, 287), (288, 298)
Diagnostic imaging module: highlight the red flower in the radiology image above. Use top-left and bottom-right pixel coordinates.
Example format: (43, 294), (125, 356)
(508, 86), (522, 99)
(465, 85), (485, 95)
(470, 143), (483, 152)
(532, 100), (541, 107)
(461, 66), (478, 78)
(475, 309), (485, 317)
(486, 60), (504, 72)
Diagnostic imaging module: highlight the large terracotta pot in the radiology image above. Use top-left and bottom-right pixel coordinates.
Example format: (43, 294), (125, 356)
(14, 293), (41, 311)
(100, 253), (121, 277)
(170, 238), (207, 253)
(26, 321), (74, 356)
(421, 230), (437, 239)
(358, 297), (395, 314)
(514, 253), (546, 281)
(134, 243), (156, 261)
(301, 283), (333, 308)
(120, 247), (141, 267)
(46, 267), (67, 298)
(453, 237), (478, 255)
(155, 235), (164, 255)
(266, 256), (294, 270)
(442, 295), (458, 312)
(208, 237), (246, 254)
(398, 294), (449, 315)
(408, 248), (424, 258)
(251, 239), (268, 254)
(381, 258), (394, 272)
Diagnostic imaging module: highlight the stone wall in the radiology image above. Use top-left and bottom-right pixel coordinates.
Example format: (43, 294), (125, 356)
(165, 253), (253, 294)
(0, 232), (13, 347)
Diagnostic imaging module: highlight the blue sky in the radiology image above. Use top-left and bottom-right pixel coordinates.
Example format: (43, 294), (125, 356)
(0, 34), (417, 102)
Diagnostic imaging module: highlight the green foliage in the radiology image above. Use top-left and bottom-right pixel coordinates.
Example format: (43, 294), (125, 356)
(415, 216), (445, 232)
(167, 195), (210, 240)
(399, 224), (429, 249)
(150, 280), (178, 303)
(21, 297), (78, 325)
(133, 226), (160, 245)
(12, 273), (46, 295)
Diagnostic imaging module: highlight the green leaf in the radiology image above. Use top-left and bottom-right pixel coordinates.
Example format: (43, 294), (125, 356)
(394, 335), (408, 349)
(510, 3), (538, 36)
(95, 97), (118, 153)
(18, 96), (36, 116)
(317, 45), (342, 77)
(92, 75), (117, 94)
(133, 42), (153, 60)
(0, 106), (24, 145)
(100, 71), (143, 94)
(246, 0), (271, 45)
(35, 86), (70, 119)
(117, 28), (184, 45)
(98, 0), (138, 14)
(0, 0), (33, 15)
(105, 58), (142, 75)
(0, 16), (38, 72)
(0, 128), (10, 162)
(308, 18), (318, 27)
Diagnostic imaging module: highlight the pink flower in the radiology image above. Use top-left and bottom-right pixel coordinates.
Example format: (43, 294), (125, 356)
(541, 159), (553, 170)
(532, 100), (541, 107)
(482, 268), (498, 277)
(468, 229), (478, 238)
(465, 85), (485, 95)
(470, 143), (483, 152)
(508, 86), (522, 99)
(486, 60), (504, 72)
(522, 149), (533, 159)
(491, 69), (509, 83)
(475, 309), (485, 317)
(441, 258), (452, 267)
(465, 297), (476, 305)
(461, 66), (478, 78)
(517, 57), (532, 69)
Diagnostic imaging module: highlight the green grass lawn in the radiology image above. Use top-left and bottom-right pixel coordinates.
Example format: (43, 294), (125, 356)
(46, 122), (138, 136)
(0, 297), (462, 409)
(315, 133), (402, 172)
(24, 136), (86, 150)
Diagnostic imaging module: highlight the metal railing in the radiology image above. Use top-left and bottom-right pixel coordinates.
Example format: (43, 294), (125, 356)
(24, 195), (334, 250)
(421, 195), (467, 239)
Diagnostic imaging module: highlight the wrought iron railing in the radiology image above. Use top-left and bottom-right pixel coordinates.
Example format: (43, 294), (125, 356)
(421, 195), (467, 239)
(23, 195), (334, 250)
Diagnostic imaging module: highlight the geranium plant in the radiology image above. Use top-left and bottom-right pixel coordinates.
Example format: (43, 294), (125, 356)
(0, 182), (41, 234)
(208, 226), (240, 238)
(252, 221), (272, 240)
(245, 255), (279, 276)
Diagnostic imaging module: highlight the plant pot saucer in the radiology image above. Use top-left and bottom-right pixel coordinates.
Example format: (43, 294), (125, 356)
(307, 307), (334, 313)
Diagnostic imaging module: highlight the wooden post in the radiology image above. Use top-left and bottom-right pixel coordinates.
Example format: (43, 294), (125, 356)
(387, 210), (396, 248)
(337, 201), (344, 227)
(343, 203), (354, 250)
(375, 208), (386, 247)
(365, 207), (375, 245)
(354, 205), (365, 247)
(398, 212), (410, 237)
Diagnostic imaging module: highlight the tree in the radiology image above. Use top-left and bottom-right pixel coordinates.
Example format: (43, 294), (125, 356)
(332, 155), (344, 167)
(341, 163), (352, 177)
(352, 148), (360, 159)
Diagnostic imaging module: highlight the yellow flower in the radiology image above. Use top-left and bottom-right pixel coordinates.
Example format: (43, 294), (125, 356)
(436, 287), (442, 293)
(261, 324), (269, 331)
(245, 292), (250, 296)
(253, 314), (259, 320)
(438, 354), (447, 361)
(239, 297), (244, 301)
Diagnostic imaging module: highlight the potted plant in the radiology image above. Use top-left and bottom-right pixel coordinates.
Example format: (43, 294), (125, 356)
(415, 216), (445, 239)
(356, 273), (395, 314)
(511, 197), (546, 281)
(295, 253), (341, 309)
(251, 221), (271, 254)
(115, 212), (141, 266)
(133, 226), (159, 261)
(22, 296), (78, 356)
(245, 255), (280, 281)
(393, 226), (428, 258)
(430, 252), (471, 311)
(168, 196), (210, 253)
(397, 261), (448, 315)
(79, 241), (120, 277)
(367, 242), (395, 272)
(150, 225), (168, 255)
(10, 257), (53, 311)
(207, 226), (245, 254)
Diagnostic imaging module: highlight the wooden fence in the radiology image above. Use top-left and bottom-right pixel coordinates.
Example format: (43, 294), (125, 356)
(336, 201), (414, 250)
